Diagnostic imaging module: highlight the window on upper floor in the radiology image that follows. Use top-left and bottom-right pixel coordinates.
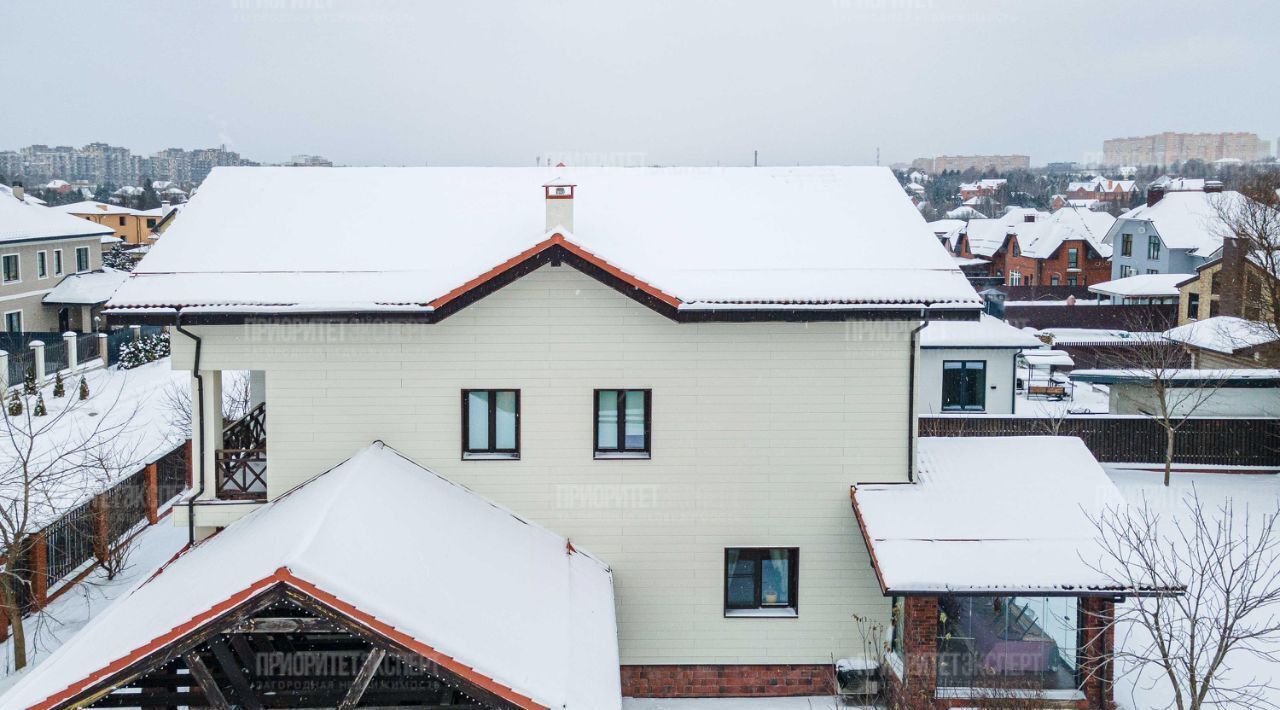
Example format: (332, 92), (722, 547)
(462, 389), (519, 459)
(1120, 234), (1133, 257)
(725, 548), (798, 617)
(2, 254), (19, 284)
(1067, 248), (1078, 269)
(75, 246), (90, 273)
(36, 251), (47, 279)
(53, 249), (63, 276)
(595, 389), (650, 459)
(118, 216), (126, 227)
(146, 218), (157, 228)
(1147, 235), (1161, 260)
(1188, 293), (1201, 320)
(942, 360), (986, 412)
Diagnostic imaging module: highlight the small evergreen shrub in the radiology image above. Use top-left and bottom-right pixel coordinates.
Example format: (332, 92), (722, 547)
(7, 391), (21, 416)
(33, 393), (46, 417)
(52, 371), (65, 398)
(78, 376), (90, 400)
(118, 331), (170, 370)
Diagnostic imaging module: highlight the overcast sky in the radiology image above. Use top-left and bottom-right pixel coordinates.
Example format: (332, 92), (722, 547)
(2, 0), (1274, 167)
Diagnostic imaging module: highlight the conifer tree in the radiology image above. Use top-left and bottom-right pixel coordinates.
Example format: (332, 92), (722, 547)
(52, 371), (65, 398)
(78, 376), (89, 400)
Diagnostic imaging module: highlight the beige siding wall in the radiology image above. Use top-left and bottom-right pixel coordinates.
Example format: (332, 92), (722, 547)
(0, 236), (102, 331)
(172, 265), (916, 665)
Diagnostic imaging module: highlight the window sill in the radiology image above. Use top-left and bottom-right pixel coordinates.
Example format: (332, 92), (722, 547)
(935, 687), (1084, 701)
(594, 451), (651, 461)
(462, 452), (520, 461)
(724, 607), (797, 619)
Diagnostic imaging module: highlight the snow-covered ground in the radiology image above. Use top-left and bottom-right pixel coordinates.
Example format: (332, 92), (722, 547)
(0, 522), (187, 683)
(1105, 466), (1280, 709)
(1014, 379), (1110, 416)
(0, 360), (189, 528)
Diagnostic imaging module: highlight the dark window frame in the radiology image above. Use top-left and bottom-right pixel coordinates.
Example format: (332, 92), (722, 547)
(723, 547), (799, 616)
(1187, 293), (1200, 320)
(1066, 247), (1079, 269)
(1120, 233), (1132, 257)
(1147, 235), (1161, 260)
(941, 360), (987, 412)
(593, 388), (652, 459)
(460, 389), (521, 460)
(1, 254), (19, 283)
(75, 246), (90, 273)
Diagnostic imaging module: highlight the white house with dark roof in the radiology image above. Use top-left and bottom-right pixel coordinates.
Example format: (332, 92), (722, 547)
(8, 166), (1135, 708)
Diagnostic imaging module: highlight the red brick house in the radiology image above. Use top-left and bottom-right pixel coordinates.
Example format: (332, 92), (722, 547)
(955, 208), (1115, 287)
(1065, 177), (1138, 208)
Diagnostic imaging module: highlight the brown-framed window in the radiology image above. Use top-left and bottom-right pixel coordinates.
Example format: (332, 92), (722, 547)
(1067, 248), (1078, 269)
(461, 389), (519, 459)
(724, 548), (798, 616)
(1120, 234), (1132, 257)
(594, 389), (650, 458)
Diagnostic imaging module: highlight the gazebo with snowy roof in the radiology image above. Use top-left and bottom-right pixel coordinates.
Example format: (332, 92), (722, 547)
(851, 437), (1177, 709)
(1, 443), (621, 710)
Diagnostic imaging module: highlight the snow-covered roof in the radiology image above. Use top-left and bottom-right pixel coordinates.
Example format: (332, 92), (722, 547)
(43, 268), (131, 305)
(852, 437), (1129, 594)
(1, 442), (621, 710)
(1162, 316), (1280, 354)
(921, 314), (1045, 349)
(0, 184), (47, 206)
(945, 205), (987, 220)
(926, 218), (966, 249)
(1013, 206), (1116, 259)
(961, 208), (1049, 257)
(105, 167), (980, 317)
(1020, 349), (1074, 367)
(1105, 190), (1241, 257)
(51, 200), (142, 217)
(1088, 273), (1191, 298)
(0, 193), (116, 244)
(1071, 368), (1280, 385)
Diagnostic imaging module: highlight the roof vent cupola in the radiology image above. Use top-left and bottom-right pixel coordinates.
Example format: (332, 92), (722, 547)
(543, 177), (575, 233)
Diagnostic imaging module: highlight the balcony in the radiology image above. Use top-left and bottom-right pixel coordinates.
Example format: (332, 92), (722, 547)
(216, 402), (266, 500)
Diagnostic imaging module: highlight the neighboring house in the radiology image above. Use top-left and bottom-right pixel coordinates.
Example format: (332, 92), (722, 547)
(41, 267), (131, 332)
(1072, 368), (1280, 416)
(1102, 184), (1241, 280)
(954, 207), (1112, 287)
(0, 164), (1142, 709)
(1163, 315), (1280, 368)
(926, 218), (966, 251)
(1088, 273), (1190, 304)
(1175, 234), (1279, 325)
(917, 314), (1045, 414)
(1062, 176), (1138, 208)
(51, 200), (158, 245)
(0, 187), (112, 332)
(958, 178), (1006, 200)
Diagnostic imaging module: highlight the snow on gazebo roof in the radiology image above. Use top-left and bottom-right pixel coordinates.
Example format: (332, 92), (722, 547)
(852, 437), (1129, 595)
(2, 443), (621, 710)
(105, 166), (980, 318)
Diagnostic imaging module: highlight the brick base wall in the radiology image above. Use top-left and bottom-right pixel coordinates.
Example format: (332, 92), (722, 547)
(620, 664), (834, 698)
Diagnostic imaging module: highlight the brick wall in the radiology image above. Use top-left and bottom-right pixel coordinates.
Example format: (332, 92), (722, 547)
(620, 664), (834, 697)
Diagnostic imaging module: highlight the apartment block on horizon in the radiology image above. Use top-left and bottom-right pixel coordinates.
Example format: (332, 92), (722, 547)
(1103, 131), (1272, 166)
(911, 154), (1031, 173)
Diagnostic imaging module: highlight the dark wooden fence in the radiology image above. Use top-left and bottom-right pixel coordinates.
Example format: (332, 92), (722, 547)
(1002, 303), (1177, 330)
(1051, 341), (1191, 370)
(919, 416), (1280, 467)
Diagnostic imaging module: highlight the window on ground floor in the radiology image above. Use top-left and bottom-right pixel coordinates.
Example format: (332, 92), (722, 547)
(1067, 275), (1077, 286)
(595, 389), (650, 458)
(461, 389), (519, 459)
(3, 310), (21, 333)
(1050, 274), (1059, 286)
(1120, 264), (1135, 278)
(942, 361), (986, 412)
(724, 547), (798, 617)
(936, 596), (1080, 691)
(891, 597), (906, 656)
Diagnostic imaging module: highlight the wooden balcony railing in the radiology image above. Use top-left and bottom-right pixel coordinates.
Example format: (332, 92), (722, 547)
(217, 403), (266, 500)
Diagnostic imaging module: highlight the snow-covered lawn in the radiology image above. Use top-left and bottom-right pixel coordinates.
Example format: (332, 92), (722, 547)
(0, 521), (187, 683)
(1014, 378), (1110, 416)
(1105, 466), (1280, 709)
(0, 359), (188, 528)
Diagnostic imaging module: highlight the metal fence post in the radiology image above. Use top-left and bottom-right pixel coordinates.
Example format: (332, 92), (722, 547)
(63, 331), (77, 371)
(28, 340), (45, 387)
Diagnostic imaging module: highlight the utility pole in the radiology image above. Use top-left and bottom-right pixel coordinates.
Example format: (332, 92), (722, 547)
(876, 147), (880, 166)
(753, 150), (758, 167)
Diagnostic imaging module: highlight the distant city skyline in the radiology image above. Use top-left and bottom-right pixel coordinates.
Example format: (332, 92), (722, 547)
(1, 1), (1276, 169)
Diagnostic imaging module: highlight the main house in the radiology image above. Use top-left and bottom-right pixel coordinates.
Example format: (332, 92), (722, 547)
(5, 167), (1144, 709)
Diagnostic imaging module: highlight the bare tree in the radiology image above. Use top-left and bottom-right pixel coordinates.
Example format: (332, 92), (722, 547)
(162, 370), (253, 439)
(1089, 491), (1280, 710)
(1100, 323), (1220, 486)
(1211, 171), (1280, 352)
(0, 364), (143, 670)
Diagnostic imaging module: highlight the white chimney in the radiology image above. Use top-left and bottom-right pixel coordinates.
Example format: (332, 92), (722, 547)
(10, 183), (24, 202)
(543, 177), (575, 233)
